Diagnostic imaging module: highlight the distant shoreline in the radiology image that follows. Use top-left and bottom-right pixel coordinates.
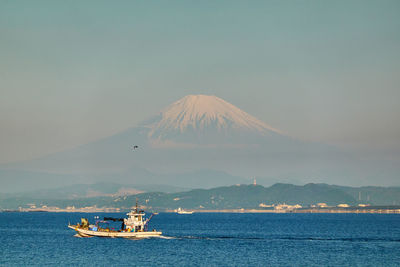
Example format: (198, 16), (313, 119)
(187, 208), (400, 214)
(2, 207), (400, 214)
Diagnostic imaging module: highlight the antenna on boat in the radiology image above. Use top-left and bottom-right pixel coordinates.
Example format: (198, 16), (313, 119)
(136, 197), (138, 212)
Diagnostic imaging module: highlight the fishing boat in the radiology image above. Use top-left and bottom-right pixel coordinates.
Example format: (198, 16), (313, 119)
(176, 207), (194, 214)
(68, 202), (162, 238)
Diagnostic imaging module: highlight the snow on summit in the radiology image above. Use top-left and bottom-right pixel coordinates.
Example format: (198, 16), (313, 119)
(146, 95), (282, 142)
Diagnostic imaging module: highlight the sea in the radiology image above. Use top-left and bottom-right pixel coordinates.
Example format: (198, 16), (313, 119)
(0, 212), (399, 266)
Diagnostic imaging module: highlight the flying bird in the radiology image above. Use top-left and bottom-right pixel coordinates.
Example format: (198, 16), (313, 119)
(133, 145), (139, 150)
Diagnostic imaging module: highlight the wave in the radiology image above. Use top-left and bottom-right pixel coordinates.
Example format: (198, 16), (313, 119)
(278, 237), (400, 242)
(165, 235), (400, 242)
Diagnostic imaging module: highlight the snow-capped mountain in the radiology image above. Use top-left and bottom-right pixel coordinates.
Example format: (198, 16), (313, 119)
(148, 95), (281, 137)
(143, 95), (284, 146)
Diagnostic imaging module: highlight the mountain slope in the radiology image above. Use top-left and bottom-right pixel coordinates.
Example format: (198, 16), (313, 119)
(1, 94), (386, 190)
(3, 95), (301, 175)
(0, 167), (248, 194)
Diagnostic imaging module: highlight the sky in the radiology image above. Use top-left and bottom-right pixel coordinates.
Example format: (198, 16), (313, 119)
(1, 0), (400, 164)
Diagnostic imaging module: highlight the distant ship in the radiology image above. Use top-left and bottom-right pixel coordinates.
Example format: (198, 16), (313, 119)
(176, 207), (194, 214)
(68, 201), (161, 238)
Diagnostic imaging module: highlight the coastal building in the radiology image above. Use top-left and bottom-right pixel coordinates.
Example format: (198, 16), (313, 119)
(258, 203), (273, 208)
(274, 204), (302, 211)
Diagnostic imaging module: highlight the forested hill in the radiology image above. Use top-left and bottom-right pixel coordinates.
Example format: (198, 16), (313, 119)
(1, 183), (400, 210)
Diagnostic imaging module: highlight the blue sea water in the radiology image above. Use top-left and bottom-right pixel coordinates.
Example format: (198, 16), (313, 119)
(0, 212), (399, 266)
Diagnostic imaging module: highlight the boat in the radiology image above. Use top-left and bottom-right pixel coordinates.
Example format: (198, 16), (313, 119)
(68, 201), (162, 238)
(176, 207), (194, 214)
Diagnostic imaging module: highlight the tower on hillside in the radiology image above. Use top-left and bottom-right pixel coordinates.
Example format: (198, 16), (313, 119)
(253, 178), (257, 186)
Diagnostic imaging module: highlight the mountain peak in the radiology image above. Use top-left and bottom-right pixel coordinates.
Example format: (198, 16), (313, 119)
(145, 94), (282, 144)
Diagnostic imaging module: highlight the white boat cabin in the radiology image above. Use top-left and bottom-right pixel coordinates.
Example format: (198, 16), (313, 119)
(124, 210), (146, 232)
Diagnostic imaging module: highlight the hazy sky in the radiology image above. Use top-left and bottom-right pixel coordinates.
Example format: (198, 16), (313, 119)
(1, 0), (399, 163)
